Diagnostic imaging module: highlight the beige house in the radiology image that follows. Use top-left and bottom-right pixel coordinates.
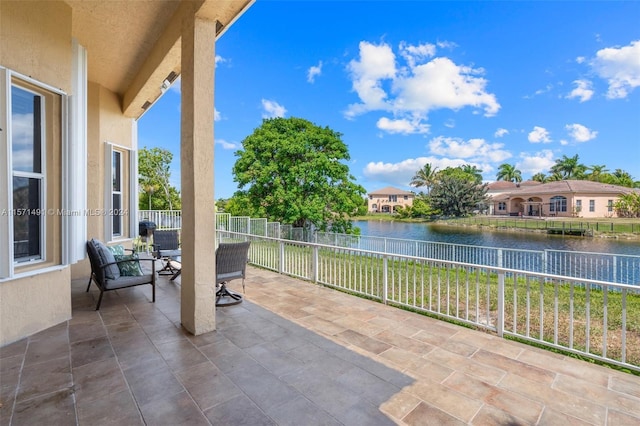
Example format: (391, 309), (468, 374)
(368, 186), (415, 213)
(0, 1), (253, 347)
(489, 180), (639, 218)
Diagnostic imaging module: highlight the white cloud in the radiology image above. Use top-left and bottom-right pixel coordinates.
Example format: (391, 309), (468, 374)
(565, 123), (597, 143)
(363, 156), (466, 186)
(344, 40), (500, 132)
(516, 150), (556, 174)
(399, 41), (436, 68)
(591, 40), (640, 99)
(261, 99), (287, 118)
(576, 56), (586, 64)
(307, 61), (323, 83)
(528, 126), (551, 143)
(392, 57), (500, 116)
(376, 117), (429, 134)
(214, 108), (221, 121)
(494, 128), (508, 137)
(215, 139), (240, 150)
(560, 139), (569, 146)
(215, 55), (227, 65)
(566, 79), (594, 102)
(345, 41), (396, 118)
(428, 136), (511, 163)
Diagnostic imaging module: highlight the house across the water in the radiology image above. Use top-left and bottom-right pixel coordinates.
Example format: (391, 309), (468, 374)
(367, 186), (415, 213)
(488, 180), (639, 218)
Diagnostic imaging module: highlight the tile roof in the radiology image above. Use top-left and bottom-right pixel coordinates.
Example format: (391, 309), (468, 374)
(502, 180), (639, 196)
(368, 186), (415, 196)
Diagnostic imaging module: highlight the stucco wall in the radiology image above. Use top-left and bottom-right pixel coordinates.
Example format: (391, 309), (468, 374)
(0, 1), (73, 347)
(0, 1), (72, 92)
(0, 268), (71, 346)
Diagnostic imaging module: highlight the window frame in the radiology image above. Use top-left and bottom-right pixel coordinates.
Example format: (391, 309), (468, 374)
(11, 84), (46, 264)
(549, 196), (567, 213)
(104, 142), (136, 242)
(0, 68), (69, 280)
(589, 199), (595, 212)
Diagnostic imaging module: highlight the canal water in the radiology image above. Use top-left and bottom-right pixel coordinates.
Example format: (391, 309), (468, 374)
(353, 220), (640, 256)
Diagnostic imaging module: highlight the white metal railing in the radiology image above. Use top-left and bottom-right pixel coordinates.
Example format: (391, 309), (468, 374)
(218, 229), (640, 372)
(138, 210), (182, 230)
(137, 211), (640, 285)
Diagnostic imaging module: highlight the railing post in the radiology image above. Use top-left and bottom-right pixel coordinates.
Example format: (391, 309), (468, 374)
(312, 245), (318, 283)
(279, 240), (285, 274)
(497, 248), (503, 268)
(497, 271), (505, 337)
(383, 256), (388, 305)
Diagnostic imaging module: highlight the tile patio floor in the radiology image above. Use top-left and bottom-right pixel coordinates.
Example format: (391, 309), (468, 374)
(1, 265), (640, 425)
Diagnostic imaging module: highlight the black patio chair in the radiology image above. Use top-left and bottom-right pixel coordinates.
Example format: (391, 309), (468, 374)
(216, 241), (251, 306)
(86, 239), (156, 310)
(152, 230), (181, 275)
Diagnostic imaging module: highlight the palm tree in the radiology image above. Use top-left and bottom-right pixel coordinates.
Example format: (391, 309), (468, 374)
(531, 172), (547, 183)
(550, 154), (586, 179)
(461, 164), (483, 184)
(410, 163), (439, 194)
(496, 163), (522, 183)
(612, 169), (635, 188)
(587, 164), (609, 182)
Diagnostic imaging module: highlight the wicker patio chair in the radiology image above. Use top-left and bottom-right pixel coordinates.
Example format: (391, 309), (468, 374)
(215, 241), (251, 306)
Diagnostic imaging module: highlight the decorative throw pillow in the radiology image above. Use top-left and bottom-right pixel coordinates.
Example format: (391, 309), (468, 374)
(114, 254), (144, 276)
(92, 239), (120, 280)
(108, 245), (126, 256)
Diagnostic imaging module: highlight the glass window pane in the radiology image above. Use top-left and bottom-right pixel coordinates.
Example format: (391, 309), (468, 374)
(11, 86), (42, 173)
(113, 151), (121, 191)
(13, 177), (41, 260)
(112, 194), (122, 236)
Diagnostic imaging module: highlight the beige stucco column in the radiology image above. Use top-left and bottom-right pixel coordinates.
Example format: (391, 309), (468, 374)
(180, 15), (217, 334)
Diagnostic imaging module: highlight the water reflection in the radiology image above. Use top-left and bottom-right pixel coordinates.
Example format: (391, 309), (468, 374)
(353, 220), (640, 256)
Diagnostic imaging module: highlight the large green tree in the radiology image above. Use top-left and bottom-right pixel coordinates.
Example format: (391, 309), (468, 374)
(138, 147), (181, 210)
(430, 167), (489, 216)
(496, 163), (522, 183)
(232, 117), (366, 233)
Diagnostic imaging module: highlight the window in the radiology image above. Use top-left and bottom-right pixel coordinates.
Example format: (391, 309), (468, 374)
(608, 200), (614, 213)
(104, 142), (136, 242)
(11, 86), (45, 262)
(389, 195), (397, 202)
(1, 71), (65, 277)
(403, 195), (408, 200)
(369, 195), (373, 200)
(112, 150), (122, 237)
(575, 199), (582, 211)
(589, 200), (595, 212)
(549, 196), (567, 212)
(498, 202), (506, 211)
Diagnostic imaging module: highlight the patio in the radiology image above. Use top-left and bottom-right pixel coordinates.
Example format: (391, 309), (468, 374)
(1, 266), (639, 425)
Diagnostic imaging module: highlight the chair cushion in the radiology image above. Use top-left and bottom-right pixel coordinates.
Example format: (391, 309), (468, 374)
(92, 239), (120, 280)
(114, 254), (143, 276)
(104, 274), (153, 290)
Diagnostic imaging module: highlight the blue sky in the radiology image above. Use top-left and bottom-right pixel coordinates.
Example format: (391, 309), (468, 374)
(138, 1), (640, 200)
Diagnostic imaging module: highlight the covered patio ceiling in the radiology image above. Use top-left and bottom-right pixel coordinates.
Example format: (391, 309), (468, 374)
(65, 0), (252, 118)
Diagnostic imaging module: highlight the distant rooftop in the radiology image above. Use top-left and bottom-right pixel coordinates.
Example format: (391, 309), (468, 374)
(368, 186), (415, 196)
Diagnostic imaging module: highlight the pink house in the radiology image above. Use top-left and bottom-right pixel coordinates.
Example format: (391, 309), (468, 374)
(489, 180), (639, 218)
